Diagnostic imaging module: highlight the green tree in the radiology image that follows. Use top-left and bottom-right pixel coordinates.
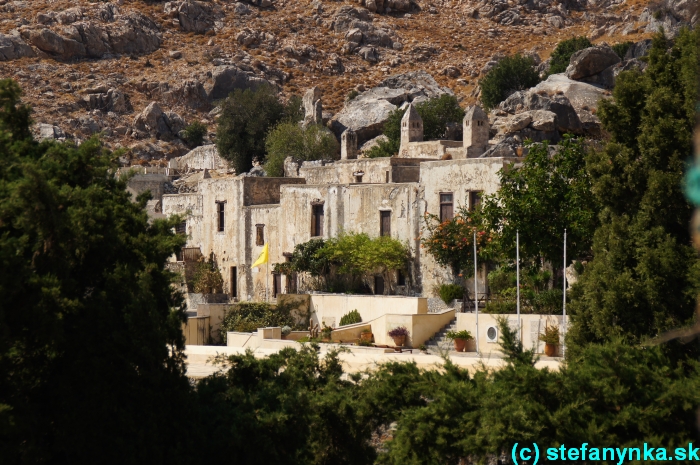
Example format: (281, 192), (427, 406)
(0, 80), (196, 463)
(216, 85), (286, 174)
(547, 36), (593, 75)
(480, 137), (598, 271)
(367, 94), (464, 158)
(182, 121), (208, 148)
(264, 122), (339, 177)
(480, 54), (540, 110)
(568, 29), (700, 351)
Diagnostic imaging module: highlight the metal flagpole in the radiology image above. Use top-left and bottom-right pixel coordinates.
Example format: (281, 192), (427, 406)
(516, 230), (521, 342)
(266, 261), (269, 303)
(562, 229), (567, 356)
(474, 230), (479, 354)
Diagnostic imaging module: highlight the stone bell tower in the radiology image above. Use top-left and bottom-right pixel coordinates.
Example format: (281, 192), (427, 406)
(400, 103), (423, 154)
(463, 105), (490, 158)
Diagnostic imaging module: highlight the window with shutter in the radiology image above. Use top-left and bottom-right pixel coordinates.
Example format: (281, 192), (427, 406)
(256, 224), (265, 246)
(439, 193), (453, 221)
(311, 204), (324, 237)
(470, 191), (483, 210)
(380, 210), (391, 237)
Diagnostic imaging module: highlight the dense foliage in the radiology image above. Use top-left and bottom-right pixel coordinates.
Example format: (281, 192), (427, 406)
(0, 79), (195, 464)
(438, 283), (463, 305)
(367, 94), (464, 158)
(220, 302), (297, 336)
(612, 40), (633, 59)
(479, 54), (541, 110)
(568, 29), (700, 352)
(485, 267), (563, 315)
(182, 121), (207, 148)
(191, 254), (224, 294)
(421, 208), (492, 277)
(339, 309), (362, 326)
(480, 137), (597, 271)
(216, 86), (300, 174)
(547, 36), (593, 75)
(264, 122), (339, 176)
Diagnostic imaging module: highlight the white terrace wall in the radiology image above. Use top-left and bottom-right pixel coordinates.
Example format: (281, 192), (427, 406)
(308, 294), (428, 329)
(456, 313), (564, 356)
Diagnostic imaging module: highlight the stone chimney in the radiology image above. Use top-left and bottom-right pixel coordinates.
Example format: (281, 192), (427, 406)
(341, 128), (358, 160)
(303, 87), (323, 126)
(399, 103), (423, 155)
(463, 105), (489, 157)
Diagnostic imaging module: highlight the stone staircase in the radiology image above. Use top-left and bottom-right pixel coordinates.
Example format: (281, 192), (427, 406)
(424, 317), (458, 354)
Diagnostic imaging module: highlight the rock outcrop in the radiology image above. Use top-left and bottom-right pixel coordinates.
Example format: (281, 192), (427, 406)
(164, 1), (224, 34)
(20, 9), (161, 60)
(0, 33), (35, 61)
(133, 102), (186, 141)
(565, 45), (621, 81)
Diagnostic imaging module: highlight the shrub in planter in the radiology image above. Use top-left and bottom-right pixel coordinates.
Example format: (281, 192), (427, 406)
(339, 309), (362, 326)
(538, 325), (560, 356)
(281, 326), (292, 339)
(360, 328), (373, 343)
(388, 326), (410, 347)
(439, 284), (463, 305)
(446, 329), (473, 352)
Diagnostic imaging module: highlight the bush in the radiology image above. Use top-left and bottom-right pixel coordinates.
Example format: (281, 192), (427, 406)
(339, 309), (362, 326)
(538, 325), (560, 344)
(480, 54), (540, 110)
(264, 122), (339, 177)
(612, 41), (633, 59)
(191, 254), (224, 294)
(216, 85), (294, 174)
(547, 36), (592, 75)
(182, 121), (207, 148)
(220, 302), (296, 337)
(438, 283), (463, 305)
(446, 330), (473, 340)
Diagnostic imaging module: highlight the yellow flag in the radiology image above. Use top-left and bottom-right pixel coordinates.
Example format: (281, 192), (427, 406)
(252, 243), (269, 268)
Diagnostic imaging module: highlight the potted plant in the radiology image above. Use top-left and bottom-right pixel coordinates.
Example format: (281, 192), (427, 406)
(388, 326), (409, 347)
(446, 329), (473, 352)
(360, 328), (373, 343)
(321, 324), (333, 342)
(538, 325), (560, 356)
(281, 325), (292, 340)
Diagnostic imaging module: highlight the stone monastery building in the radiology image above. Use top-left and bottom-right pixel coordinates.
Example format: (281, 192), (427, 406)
(161, 104), (518, 302)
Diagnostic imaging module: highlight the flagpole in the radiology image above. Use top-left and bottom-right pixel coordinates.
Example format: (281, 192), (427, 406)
(266, 257), (269, 303)
(562, 229), (567, 356)
(474, 230), (479, 354)
(516, 230), (521, 342)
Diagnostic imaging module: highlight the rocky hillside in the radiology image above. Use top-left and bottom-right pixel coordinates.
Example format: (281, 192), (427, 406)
(0, 0), (696, 165)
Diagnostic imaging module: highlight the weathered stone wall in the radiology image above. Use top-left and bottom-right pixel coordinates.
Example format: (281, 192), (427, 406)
(170, 145), (229, 171)
(418, 157), (518, 295)
(299, 157), (425, 185)
(126, 174), (169, 202)
(399, 140), (463, 159)
(242, 177), (305, 206)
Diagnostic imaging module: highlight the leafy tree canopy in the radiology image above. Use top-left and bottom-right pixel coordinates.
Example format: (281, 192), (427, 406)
(568, 28), (700, 352)
(216, 86), (300, 174)
(480, 54), (541, 110)
(0, 79), (195, 464)
(264, 122), (339, 177)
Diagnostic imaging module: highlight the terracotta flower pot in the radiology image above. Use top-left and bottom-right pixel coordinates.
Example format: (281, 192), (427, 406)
(392, 335), (406, 347)
(360, 332), (373, 343)
(544, 343), (557, 357)
(453, 338), (467, 352)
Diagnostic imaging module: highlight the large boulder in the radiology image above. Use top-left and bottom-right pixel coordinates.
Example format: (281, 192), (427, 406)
(203, 65), (274, 101)
(565, 45), (621, 81)
(164, 1), (223, 34)
(531, 74), (608, 112)
(0, 33), (35, 61)
(19, 11), (161, 60)
(133, 102), (185, 141)
(329, 71), (452, 143)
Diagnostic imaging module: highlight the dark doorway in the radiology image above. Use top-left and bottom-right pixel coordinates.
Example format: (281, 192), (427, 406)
(230, 266), (237, 299)
(311, 204), (324, 237)
(380, 210), (391, 237)
(273, 273), (282, 298)
(374, 276), (385, 295)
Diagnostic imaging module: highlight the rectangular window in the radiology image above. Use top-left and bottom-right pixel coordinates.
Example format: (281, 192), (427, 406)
(230, 266), (237, 299)
(216, 201), (225, 232)
(470, 191), (483, 211)
(256, 224), (265, 246)
(273, 273), (282, 298)
(311, 204), (324, 237)
(439, 193), (453, 222)
(397, 269), (406, 286)
(355, 174), (363, 183)
(385, 171), (390, 183)
(175, 220), (187, 235)
(380, 210), (391, 237)
(374, 276), (385, 295)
